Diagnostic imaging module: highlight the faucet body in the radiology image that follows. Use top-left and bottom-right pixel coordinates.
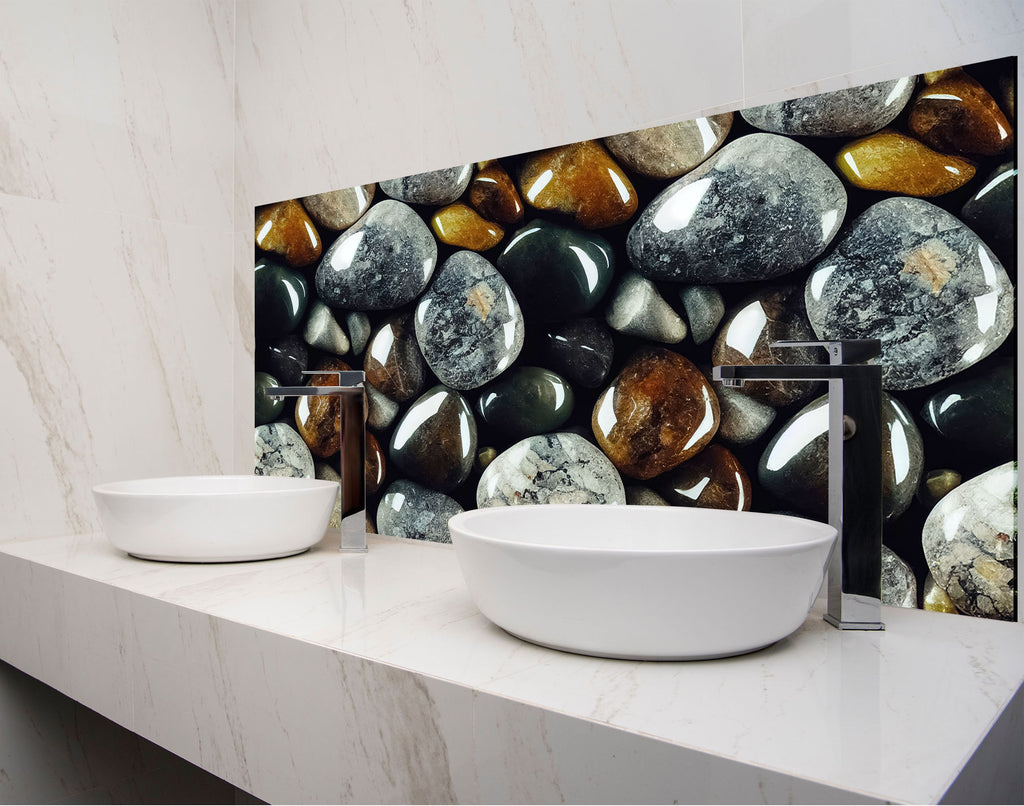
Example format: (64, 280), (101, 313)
(265, 370), (368, 553)
(713, 340), (884, 630)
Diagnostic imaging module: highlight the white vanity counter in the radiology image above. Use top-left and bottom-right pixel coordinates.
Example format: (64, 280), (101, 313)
(0, 531), (1021, 804)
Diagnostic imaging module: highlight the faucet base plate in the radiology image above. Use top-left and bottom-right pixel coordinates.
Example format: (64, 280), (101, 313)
(824, 614), (886, 631)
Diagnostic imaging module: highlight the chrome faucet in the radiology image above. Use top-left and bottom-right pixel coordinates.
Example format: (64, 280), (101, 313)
(265, 370), (368, 553)
(713, 340), (884, 630)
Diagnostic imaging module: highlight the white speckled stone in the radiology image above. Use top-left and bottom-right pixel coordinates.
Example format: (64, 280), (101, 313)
(882, 545), (918, 608)
(922, 461), (1016, 620)
(255, 423), (314, 478)
(477, 432), (625, 507)
(377, 479), (463, 543)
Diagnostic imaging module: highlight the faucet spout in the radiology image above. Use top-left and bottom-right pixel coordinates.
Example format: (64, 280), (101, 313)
(713, 340), (885, 631)
(264, 370), (368, 554)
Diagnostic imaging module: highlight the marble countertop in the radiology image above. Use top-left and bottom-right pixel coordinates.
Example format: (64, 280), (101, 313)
(0, 531), (1021, 804)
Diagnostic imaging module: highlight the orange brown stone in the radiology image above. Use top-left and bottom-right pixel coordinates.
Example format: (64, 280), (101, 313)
(255, 199), (322, 267)
(431, 203), (504, 251)
(294, 357), (352, 458)
(469, 164), (524, 225)
(518, 140), (638, 229)
(656, 444), (752, 511)
(908, 72), (1014, 156)
(592, 347), (719, 480)
(835, 130), (976, 197)
(366, 431), (385, 496)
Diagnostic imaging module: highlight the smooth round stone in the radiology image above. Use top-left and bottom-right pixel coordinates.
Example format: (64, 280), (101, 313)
(303, 300), (349, 355)
(922, 461), (1016, 620)
(882, 546), (918, 608)
(254, 372), (284, 426)
(603, 113), (733, 179)
(431, 203), (504, 251)
(379, 165), (472, 206)
(679, 286), (725, 346)
(364, 313), (428, 403)
(477, 432), (625, 507)
(624, 485), (669, 506)
(314, 463), (342, 529)
(366, 432), (385, 496)
(388, 385), (477, 492)
(961, 162), (1016, 261)
(592, 347), (719, 480)
(605, 272), (687, 344)
(758, 392), (924, 521)
(740, 77), (915, 137)
(920, 359), (1013, 460)
(476, 367), (574, 439)
(908, 72), (1014, 156)
(518, 140), (638, 229)
(917, 469), (962, 509)
(922, 572), (958, 613)
(497, 221), (614, 321)
(376, 479), (464, 544)
(301, 184), (375, 231)
(345, 312), (372, 355)
(711, 287), (821, 407)
(414, 251), (525, 390)
(627, 133), (846, 283)
(804, 197), (1014, 390)
(469, 164), (524, 225)
(656, 444), (752, 511)
(255, 422), (315, 478)
(255, 199), (322, 267)
(294, 359), (352, 458)
(709, 380), (777, 446)
(259, 334), (308, 386)
(540, 318), (615, 389)
(365, 382), (400, 432)
(835, 130), (975, 197)
(315, 200), (437, 310)
(255, 258), (308, 341)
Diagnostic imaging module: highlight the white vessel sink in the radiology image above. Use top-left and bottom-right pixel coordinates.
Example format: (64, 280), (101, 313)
(93, 475), (337, 562)
(448, 505), (837, 661)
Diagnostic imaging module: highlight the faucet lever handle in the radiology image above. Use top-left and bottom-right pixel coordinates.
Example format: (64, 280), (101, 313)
(769, 339), (881, 365)
(300, 369), (366, 387)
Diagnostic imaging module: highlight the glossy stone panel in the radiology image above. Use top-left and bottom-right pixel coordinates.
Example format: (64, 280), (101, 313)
(805, 197), (1015, 390)
(477, 432), (625, 507)
(315, 200), (437, 310)
(835, 130), (975, 197)
(603, 113), (733, 179)
(389, 385), (477, 493)
(922, 461), (1016, 620)
(656, 444), (751, 511)
(741, 77), (916, 137)
(711, 287), (820, 407)
(414, 251), (525, 390)
(592, 348), (719, 480)
(627, 134), (847, 283)
(497, 221), (614, 321)
(518, 140), (637, 228)
(476, 367), (574, 439)
(758, 393), (924, 522)
(364, 314), (428, 403)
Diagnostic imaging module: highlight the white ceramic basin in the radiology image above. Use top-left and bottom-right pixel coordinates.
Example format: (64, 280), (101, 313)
(448, 505), (837, 661)
(93, 475), (337, 562)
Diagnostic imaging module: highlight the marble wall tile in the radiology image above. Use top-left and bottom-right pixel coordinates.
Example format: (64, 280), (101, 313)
(0, 0), (234, 229)
(0, 194), (233, 539)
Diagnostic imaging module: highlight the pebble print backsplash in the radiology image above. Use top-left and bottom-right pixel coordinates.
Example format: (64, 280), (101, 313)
(254, 57), (1016, 621)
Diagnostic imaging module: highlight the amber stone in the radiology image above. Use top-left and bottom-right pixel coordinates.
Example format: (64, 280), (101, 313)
(518, 140), (638, 229)
(366, 431), (385, 496)
(469, 164), (524, 225)
(255, 199), (322, 267)
(363, 313), (428, 403)
(922, 572), (958, 613)
(836, 130), (975, 197)
(430, 203), (504, 251)
(592, 347), (719, 480)
(656, 444), (751, 511)
(908, 73), (1014, 156)
(294, 358), (353, 458)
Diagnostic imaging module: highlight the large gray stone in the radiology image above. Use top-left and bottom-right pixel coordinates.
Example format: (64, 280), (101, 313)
(380, 165), (473, 206)
(255, 423), (314, 478)
(376, 479), (464, 543)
